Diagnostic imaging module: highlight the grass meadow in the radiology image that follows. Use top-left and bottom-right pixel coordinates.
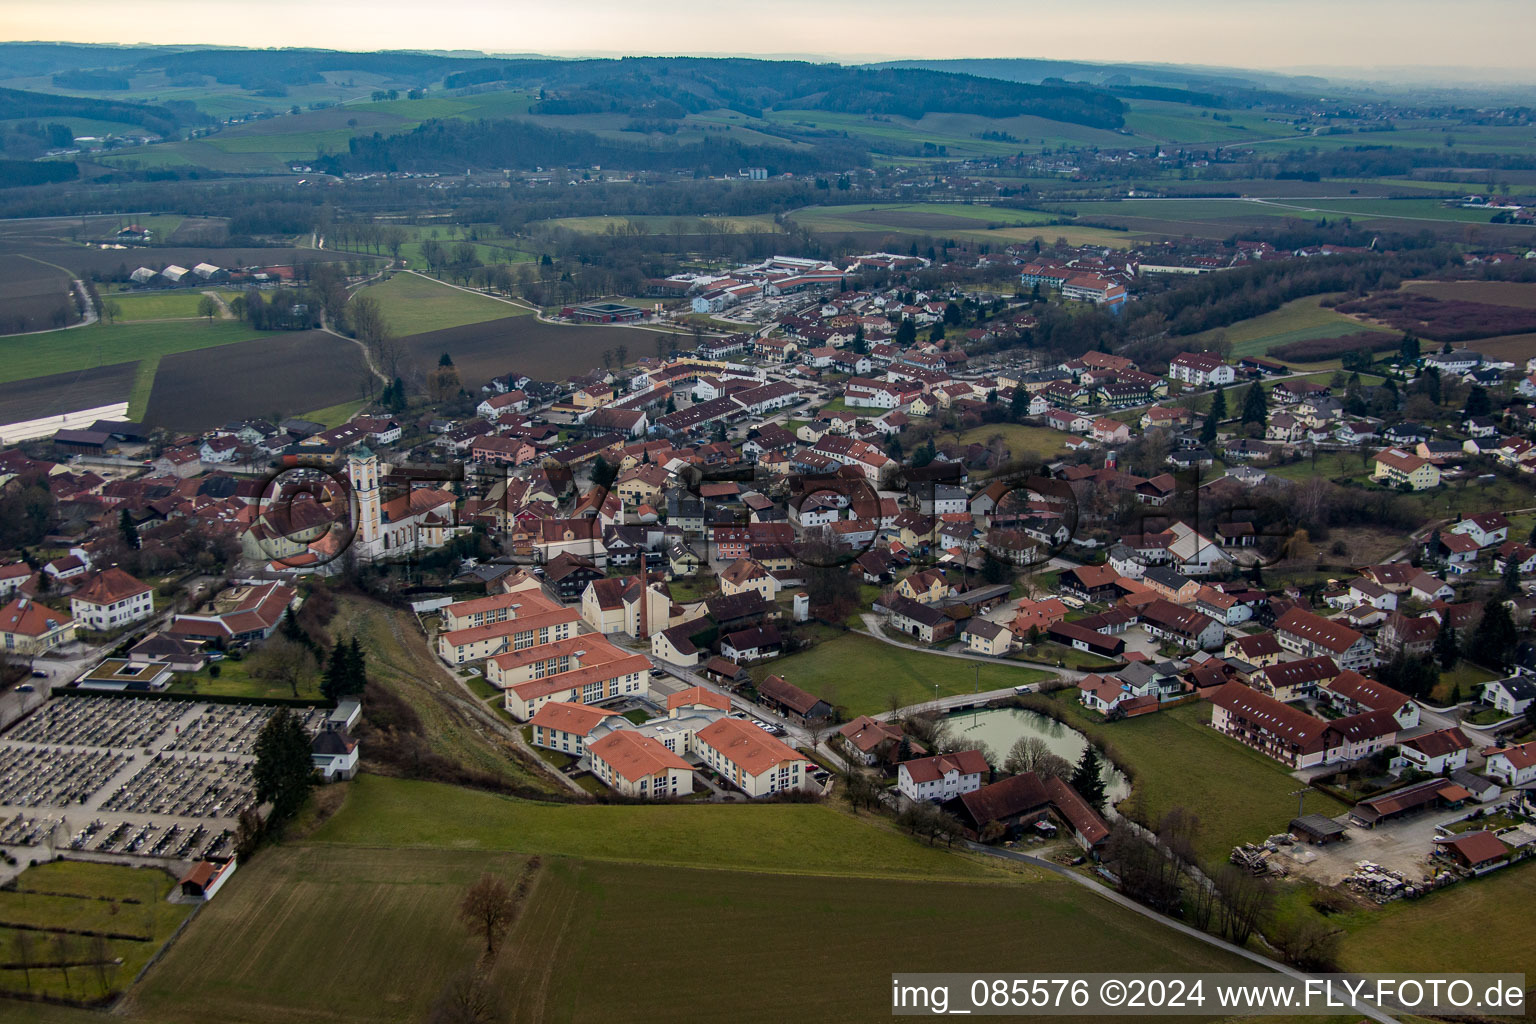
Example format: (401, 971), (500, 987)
(354, 272), (530, 336)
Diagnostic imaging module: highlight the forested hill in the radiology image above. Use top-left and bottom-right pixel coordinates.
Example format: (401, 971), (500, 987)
(0, 87), (196, 141)
(443, 58), (1127, 129)
(318, 118), (869, 176)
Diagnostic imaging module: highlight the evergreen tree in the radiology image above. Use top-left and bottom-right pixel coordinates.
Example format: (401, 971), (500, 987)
(118, 509), (139, 551)
(1208, 384), (1227, 422)
(321, 638), (349, 702)
(1472, 597), (1518, 672)
(1398, 333), (1420, 364)
(895, 319), (917, 346)
(1502, 553), (1522, 595)
(1463, 386), (1492, 419)
(253, 709), (316, 824)
(1071, 747), (1107, 812)
(852, 325), (867, 354)
(1200, 407), (1219, 445)
(1240, 381), (1267, 426)
(1433, 621), (1459, 671)
(1009, 386), (1028, 421)
(438, 351), (454, 367)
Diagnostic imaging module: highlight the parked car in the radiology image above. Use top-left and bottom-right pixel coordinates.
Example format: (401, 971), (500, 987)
(16, 684), (34, 693)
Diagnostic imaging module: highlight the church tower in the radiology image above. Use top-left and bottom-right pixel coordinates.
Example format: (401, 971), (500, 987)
(348, 446), (382, 559)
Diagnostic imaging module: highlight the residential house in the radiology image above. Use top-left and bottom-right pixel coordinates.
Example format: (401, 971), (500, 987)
(68, 568), (154, 632)
(897, 749), (990, 803)
(694, 718), (812, 796)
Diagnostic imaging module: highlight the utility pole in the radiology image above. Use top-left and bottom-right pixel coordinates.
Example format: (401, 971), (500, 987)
(1289, 787), (1309, 818)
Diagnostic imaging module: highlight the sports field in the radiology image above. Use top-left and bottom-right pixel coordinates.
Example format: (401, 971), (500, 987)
(354, 272), (530, 336)
(752, 632), (1052, 717)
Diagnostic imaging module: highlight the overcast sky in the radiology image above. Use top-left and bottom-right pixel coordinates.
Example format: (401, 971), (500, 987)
(4, 0), (1532, 79)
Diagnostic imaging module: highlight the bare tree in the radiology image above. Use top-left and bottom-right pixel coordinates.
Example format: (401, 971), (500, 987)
(459, 872), (515, 961)
(427, 968), (497, 1024)
(13, 930), (34, 992)
(248, 635), (319, 698)
(51, 932), (73, 994)
(1215, 865), (1274, 947)
(1003, 736), (1050, 775)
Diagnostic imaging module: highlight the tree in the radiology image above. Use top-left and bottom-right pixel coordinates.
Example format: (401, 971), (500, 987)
(1472, 597), (1518, 671)
(1208, 384), (1227, 422)
(249, 635), (318, 698)
(1003, 736), (1049, 776)
(590, 455), (618, 491)
(253, 708), (316, 823)
(459, 872), (516, 961)
(1502, 553), (1522, 596)
(1214, 864), (1273, 946)
(1200, 406), (1220, 445)
(1433, 620), (1459, 671)
(118, 508), (140, 550)
(426, 969), (497, 1024)
(197, 294), (218, 323)
(1463, 385), (1492, 420)
(1398, 333), (1421, 364)
(1071, 746), (1107, 812)
(1240, 381), (1267, 427)
(895, 319), (916, 346)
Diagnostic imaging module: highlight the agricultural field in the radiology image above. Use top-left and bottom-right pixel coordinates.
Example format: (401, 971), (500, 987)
(1185, 294), (1393, 361)
(123, 845), (527, 1024)
(1023, 694), (1350, 865)
(753, 632), (1052, 717)
(783, 201), (1151, 249)
(309, 774), (1002, 879)
(101, 775), (1283, 1024)
(0, 362), (136, 425)
(139, 329), (370, 431)
(0, 319), (263, 411)
(534, 213), (783, 235)
(1403, 279), (1536, 308)
(353, 272), (530, 336)
(0, 253), (79, 335)
(0, 859), (191, 1002)
(401, 316), (665, 388)
(108, 290), (217, 321)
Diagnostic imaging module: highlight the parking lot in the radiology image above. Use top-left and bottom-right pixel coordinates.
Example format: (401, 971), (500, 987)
(0, 695), (326, 876)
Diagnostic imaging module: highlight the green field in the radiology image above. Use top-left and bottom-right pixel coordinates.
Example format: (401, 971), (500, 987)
(166, 658), (325, 701)
(124, 845), (527, 1024)
(110, 290), (216, 321)
(110, 782), (1273, 1024)
(0, 860), (190, 1002)
(756, 632), (1052, 717)
(1182, 294), (1392, 360)
(1332, 858), (1536, 974)
(300, 399), (368, 428)
(0, 319), (261, 388)
(353, 272), (529, 336)
(1024, 694), (1350, 865)
(309, 774), (1001, 880)
(953, 421), (1073, 457)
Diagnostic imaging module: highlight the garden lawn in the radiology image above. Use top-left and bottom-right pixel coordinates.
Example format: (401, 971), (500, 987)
(756, 631), (1052, 717)
(166, 659), (323, 701)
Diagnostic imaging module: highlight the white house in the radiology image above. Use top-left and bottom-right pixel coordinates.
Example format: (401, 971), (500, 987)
(69, 568), (154, 632)
(1485, 742), (1536, 786)
(1397, 727), (1471, 775)
(1482, 677), (1536, 715)
(897, 749), (989, 803)
(310, 727), (359, 781)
